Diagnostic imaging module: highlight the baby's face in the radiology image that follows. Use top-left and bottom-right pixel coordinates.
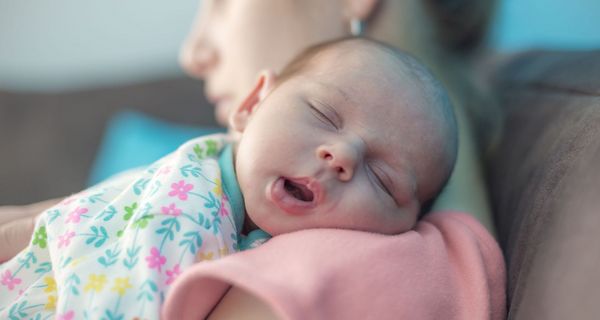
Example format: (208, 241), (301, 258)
(234, 53), (435, 236)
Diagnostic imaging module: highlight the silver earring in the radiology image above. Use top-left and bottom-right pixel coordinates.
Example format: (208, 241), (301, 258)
(350, 18), (364, 36)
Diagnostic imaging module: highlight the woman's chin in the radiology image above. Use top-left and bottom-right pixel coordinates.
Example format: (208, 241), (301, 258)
(215, 102), (232, 126)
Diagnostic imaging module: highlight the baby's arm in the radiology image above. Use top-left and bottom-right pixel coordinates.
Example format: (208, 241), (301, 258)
(207, 287), (279, 320)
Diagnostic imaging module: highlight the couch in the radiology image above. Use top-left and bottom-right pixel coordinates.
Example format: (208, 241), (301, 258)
(1, 50), (599, 319)
(487, 50), (600, 319)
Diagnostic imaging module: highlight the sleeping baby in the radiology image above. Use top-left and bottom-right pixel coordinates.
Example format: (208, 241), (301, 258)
(0, 37), (457, 319)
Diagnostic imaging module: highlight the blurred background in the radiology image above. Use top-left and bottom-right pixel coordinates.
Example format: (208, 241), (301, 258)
(1, 0), (599, 204)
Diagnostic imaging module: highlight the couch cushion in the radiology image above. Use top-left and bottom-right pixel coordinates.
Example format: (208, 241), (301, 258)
(488, 50), (600, 319)
(0, 77), (214, 205)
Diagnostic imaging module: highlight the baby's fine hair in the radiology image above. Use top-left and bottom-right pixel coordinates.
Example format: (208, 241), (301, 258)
(278, 37), (458, 219)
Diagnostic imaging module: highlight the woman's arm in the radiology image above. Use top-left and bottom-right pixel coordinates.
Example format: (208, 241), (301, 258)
(207, 287), (279, 320)
(0, 198), (61, 262)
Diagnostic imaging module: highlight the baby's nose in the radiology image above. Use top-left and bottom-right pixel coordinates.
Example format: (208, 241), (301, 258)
(317, 143), (359, 182)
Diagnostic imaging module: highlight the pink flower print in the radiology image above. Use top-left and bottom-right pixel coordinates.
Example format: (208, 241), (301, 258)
(60, 196), (77, 206)
(57, 310), (74, 320)
(161, 203), (182, 217)
(58, 230), (76, 248)
(218, 204), (229, 217)
(65, 206), (88, 223)
(158, 166), (171, 175)
(145, 247), (166, 272)
(165, 264), (181, 285)
(1, 270), (22, 291)
(169, 180), (194, 201)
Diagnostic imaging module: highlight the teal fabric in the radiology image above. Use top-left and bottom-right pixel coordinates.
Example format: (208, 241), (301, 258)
(239, 229), (272, 251)
(218, 143), (272, 250)
(88, 110), (224, 185)
(218, 144), (245, 234)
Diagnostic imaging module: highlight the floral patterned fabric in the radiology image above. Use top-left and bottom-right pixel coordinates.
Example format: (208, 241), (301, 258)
(0, 134), (256, 320)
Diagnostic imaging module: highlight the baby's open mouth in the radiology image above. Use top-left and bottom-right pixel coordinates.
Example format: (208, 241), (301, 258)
(284, 178), (314, 202)
(268, 177), (321, 215)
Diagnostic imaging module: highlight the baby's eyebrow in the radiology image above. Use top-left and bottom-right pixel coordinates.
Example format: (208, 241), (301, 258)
(314, 80), (350, 102)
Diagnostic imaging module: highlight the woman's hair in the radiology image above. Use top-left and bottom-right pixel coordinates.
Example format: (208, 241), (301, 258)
(424, 0), (498, 54)
(423, 0), (502, 154)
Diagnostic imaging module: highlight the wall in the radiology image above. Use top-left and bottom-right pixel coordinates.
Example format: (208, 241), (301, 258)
(0, 0), (198, 92)
(490, 0), (600, 50)
(1, 0), (599, 92)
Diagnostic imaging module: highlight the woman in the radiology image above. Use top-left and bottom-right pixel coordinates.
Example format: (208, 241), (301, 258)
(1, 0), (501, 318)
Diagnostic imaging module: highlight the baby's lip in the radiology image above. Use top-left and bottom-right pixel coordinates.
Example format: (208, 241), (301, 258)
(267, 177), (323, 215)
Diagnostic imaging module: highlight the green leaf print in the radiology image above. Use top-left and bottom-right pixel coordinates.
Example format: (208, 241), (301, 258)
(205, 139), (218, 157)
(31, 226), (47, 249)
(123, 202), (138, 221)
(132, 214), (154, 229)
(193, 144), (204, 160)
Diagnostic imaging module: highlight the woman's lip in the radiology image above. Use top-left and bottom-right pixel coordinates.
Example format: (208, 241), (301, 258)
(267, 177), (322, 215)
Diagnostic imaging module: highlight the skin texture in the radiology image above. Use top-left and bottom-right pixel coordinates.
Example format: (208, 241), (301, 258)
(232, 41), (456, 236)
(1, 0), (497, 318)
(180, 0), (363, 126)
(179, 0), (495, 231)
(0, 199), (58, 262)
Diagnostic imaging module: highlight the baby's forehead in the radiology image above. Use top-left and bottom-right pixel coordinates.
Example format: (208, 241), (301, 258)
(309, 41), (409, 78)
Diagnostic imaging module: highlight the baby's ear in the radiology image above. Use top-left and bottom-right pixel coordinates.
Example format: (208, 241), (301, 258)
(229, 70), (277, 133)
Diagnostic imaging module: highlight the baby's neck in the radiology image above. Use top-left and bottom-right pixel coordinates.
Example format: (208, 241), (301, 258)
(230, 140), (259, 235)
(241, 211), (259, 235)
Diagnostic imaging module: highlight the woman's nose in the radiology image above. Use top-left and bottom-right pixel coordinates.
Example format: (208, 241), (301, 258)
(317, 143), (360, 182)
(180, 39), (217, 78)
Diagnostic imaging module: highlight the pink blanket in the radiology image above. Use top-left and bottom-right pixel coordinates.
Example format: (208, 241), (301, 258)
(162, 211), (506, 319)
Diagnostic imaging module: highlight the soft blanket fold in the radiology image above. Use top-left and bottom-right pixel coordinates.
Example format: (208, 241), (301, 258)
(162, 211), (506, 320)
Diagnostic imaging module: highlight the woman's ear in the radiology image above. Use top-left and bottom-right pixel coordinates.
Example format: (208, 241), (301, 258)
(229, 70), (277, 133)
(343, 0), (380, 21)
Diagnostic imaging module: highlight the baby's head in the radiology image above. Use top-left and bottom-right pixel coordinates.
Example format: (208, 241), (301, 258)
(230, 38), (457, 236)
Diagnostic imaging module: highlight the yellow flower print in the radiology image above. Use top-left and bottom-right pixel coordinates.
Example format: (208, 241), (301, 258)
(68, 256), (87, 268)
(212, 178), (223, 197)
(44, 276), (56, 293)
(197, 251), (214, 261)
(111, 277), (132, 297)
(45, 295), (57, 310)
(84, 274), (107, 293)
(219, 247), (229, 256)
